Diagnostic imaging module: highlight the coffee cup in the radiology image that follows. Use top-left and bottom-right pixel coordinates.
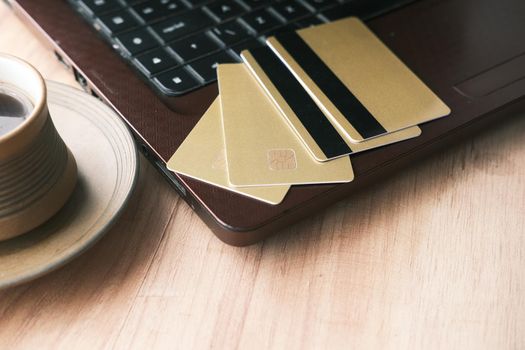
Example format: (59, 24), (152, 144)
(0, 54), (77, 241)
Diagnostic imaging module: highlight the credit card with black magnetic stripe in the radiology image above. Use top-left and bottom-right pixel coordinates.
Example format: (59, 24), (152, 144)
(241, 47), (423, 162)
(266, 17), (451, 143)
(271, 31), (387, 140)
(241, 46), (351, 162)
(218, 64), (354, 187)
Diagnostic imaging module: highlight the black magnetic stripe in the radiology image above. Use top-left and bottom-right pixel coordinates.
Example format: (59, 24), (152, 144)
(275, 31), (387, 139)
(249, 47), (352, 159)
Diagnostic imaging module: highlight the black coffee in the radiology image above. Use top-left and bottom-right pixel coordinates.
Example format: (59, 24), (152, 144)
(0, 93), (28, 118)
(0, 85), (34, 137)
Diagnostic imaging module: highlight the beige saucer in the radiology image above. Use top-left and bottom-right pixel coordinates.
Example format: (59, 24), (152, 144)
(0, 81), (138, 289)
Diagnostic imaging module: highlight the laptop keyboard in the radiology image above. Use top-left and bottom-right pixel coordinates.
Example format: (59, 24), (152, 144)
(69, 0), (399, 96)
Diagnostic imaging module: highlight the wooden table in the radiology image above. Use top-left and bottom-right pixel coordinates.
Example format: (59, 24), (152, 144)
(1, 5), (524, 349)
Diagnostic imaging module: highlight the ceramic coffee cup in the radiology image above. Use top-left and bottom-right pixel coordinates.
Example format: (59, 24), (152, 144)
(0, 54), (77, 241)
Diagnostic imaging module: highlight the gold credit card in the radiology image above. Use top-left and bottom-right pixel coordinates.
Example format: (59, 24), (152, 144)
(266, 17), (450, 143)
(241, 48), (422, 162)
(217, 63), (354, 187)
(167, 98), (290, 205)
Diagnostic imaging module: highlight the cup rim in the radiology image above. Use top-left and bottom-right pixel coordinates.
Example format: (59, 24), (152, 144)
(0, 54), (46, 143)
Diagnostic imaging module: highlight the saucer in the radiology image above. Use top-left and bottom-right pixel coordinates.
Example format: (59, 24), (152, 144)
(0, 81), (138, 289)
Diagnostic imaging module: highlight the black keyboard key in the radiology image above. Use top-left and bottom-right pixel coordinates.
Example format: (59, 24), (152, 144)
(271, 1), (311, 22)
(241, 0), (271, 10)
(185, 0), (210, 7)
(98, 10), (139, 34)
(211, 20), (253, 46)
(206, 0), (247, 22)
(116, 28), (159, 55)
(294, 15), (324, 28)
(170, 33), (221, 62)
(135, 48), (178, 75)
(263, 23), (297, 37)
(152, 10), (215, 42)
(190, 51), (236, 82)
(241, 9), (282, 34)
(154, 67), (200, 95)
(230, 39), (263, 56)
(302, 0), (338, 11)
(132, 0), (187, 23)
(79, 0), (122, 15)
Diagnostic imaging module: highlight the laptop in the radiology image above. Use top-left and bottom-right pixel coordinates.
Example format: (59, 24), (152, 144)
(6, 0), (525, 245)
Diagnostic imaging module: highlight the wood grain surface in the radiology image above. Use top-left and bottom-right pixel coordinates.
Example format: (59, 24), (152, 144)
(1, 5), (524, 350)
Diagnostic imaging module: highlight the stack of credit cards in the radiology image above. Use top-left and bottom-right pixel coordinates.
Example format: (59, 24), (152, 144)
(167, 17), (450, 205)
